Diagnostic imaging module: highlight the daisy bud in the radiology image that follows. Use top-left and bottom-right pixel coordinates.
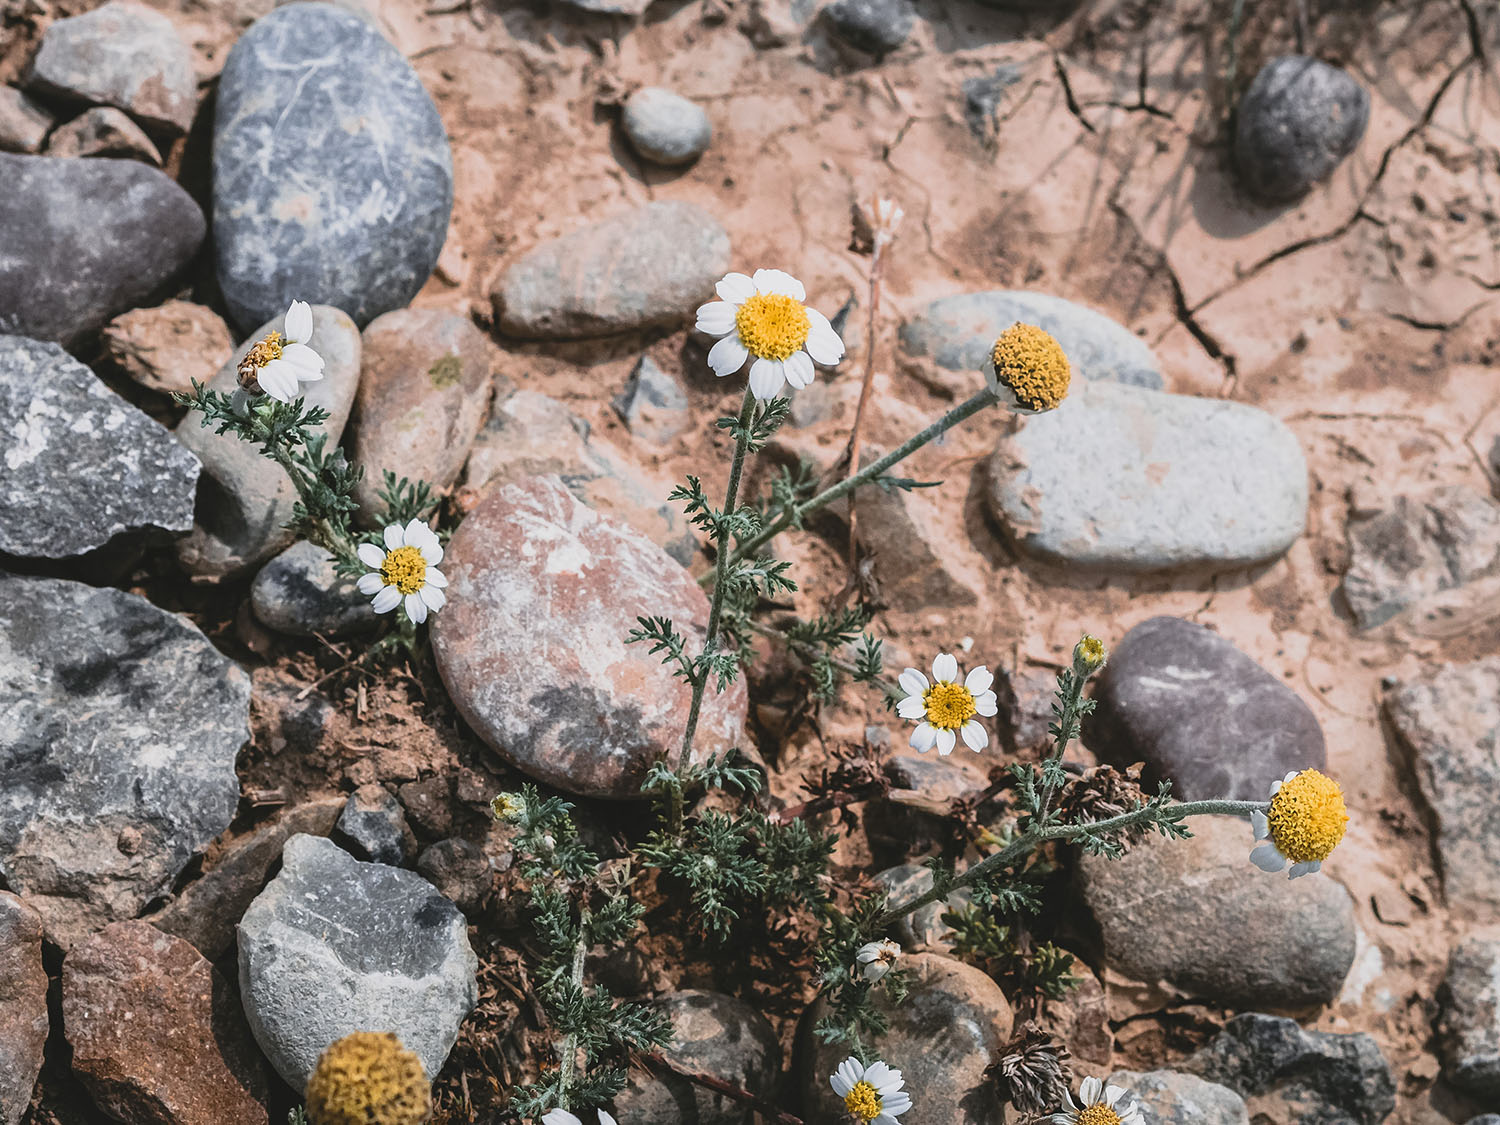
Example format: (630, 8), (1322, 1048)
(1072, 635), (1107, 677)
(853, 938), (901, 982)
(982, 322), (1071, 414)
(491, 792), (525, 823)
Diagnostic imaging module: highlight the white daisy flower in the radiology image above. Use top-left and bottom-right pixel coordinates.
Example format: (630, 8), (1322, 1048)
(1249, 768), (1349, 879)
(695, 269), (845, 400)
(356, 518), (448, 624)
(541, 1110), (617, 1125)
(1045, 1076), (1145, 1125)
(853, 939), (901, 983)
(896, 653), (998, 755)
(830, 1057), (912, 1125)
(237, 299), (325, 403)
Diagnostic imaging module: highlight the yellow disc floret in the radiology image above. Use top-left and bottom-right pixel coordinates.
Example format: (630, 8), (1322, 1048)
(380, 545), (428, 595)
(989, 323), (1071, 411)
(1267, 769), (1349, 864)
(304, 1031), (432, 1125)
(736, 293), (810, 361)
(1077, 1106), (1122, 1125)
(924, 682), (977, 731)
(843, 1080), (883, 1122)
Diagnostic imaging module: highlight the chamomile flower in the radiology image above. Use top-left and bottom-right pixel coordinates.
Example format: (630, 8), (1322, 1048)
(830, 1057), (911, 1125)
(695, 269), (845, 400)
(541, 1110), (617, 1125)
(356, 519), (448, 624)
(897, 653), (998, 754)
(982, 323), (1070, 414)
(237, 299), (325, 403)
(1044, 1076), (1145, 1125)
(853, 939), (901, 983)
(1250, 768), (1349, 878)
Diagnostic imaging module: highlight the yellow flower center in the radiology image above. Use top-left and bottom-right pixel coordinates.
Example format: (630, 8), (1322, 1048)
(1077, 1106), (1122, 1125)
(924, 682), (977, 730)
(381, 545), (428, 596)
(1267, 769), (1349, 863)
(736, 293), (810, 362)
(843, 1081), (882, 1122)
(989, 323), (1071, 411)
(237, 331), (285, 390)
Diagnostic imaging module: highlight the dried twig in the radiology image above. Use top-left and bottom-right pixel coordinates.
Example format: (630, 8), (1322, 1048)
(637, 1052), (804, 1125)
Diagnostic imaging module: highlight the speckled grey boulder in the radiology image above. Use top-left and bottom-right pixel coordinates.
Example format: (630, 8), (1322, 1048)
(0, 336), (199, 561)
(251, 541), (373, 637)
(1107, 1070), (1248, 1125)
(1234, 56), (1369, 203)
(899, 290), (1163, 389)
(824, 0), (915, 54)
(0, 155), (204, 344)
(0, 577), (249, 949)
(1439, 934), (1500, 1102)
(238, 834), (477, 1090)
(213, 3), (453, 332)
(27, 1), (197, 133)
(495, 202), (730, 338)
(985, 382), (1307, 572)
(622, 88), (712, 166)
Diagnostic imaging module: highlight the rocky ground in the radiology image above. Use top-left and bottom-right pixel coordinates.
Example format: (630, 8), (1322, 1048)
(3, 0), (1500, 1123)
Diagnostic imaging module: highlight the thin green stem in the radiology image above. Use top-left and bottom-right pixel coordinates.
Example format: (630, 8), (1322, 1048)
(556, 904), (591, 1108)
(747, 619), (900, 701)
(1035, 669), (1089, 824)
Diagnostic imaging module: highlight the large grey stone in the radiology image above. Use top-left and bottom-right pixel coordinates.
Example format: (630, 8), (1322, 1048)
(1077, 815), (1356, 1009)
(1085, 616), (1326, 801)
(824, 0), (915, 55)
(0, 88), (51, 154)
(0, 335), (200, 560)
(621, 88), (712, 166)
(613, 355), (691, 444)
(495, 201), (730, 338)
(0, 893), (46, 1125)
(1439, 934), (1500, 1102)
(1385, 658), (1500, 915)
(985, 382), (1307, 572)
(0, 154), (205, 344)
(213, 3), (452, 332)
(1234, 56), (1370, 203)
(27, 1), (197, 133)
(1107, 1070), (1248, 1125)
(175, 304), (361, 579)
(0, 576), (249, 948)
(251, 540), (373, 638)
(238, 834), (477, 1089)
(899, 290), (1163, 389)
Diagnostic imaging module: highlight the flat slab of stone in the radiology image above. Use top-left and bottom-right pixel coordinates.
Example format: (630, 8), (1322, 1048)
(213, 2), (452, 331)
(251, 540), (374, 639)
(1107, 1069), (1249, 1125)
(0, 576), (249, 949)
(985, 382), (1308, 572)
(431, 474), (746, 799)
(1, 335), (200, 561)
(0, 893), (46, 1125)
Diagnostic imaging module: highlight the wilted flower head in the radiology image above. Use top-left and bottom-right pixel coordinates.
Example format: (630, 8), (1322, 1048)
(990, 1021), (1070, 1116)
(357, 519), (447, 624)
(1059, 765), (1148, 842)
(237, 299), (325, 403)
(303, 1031), (431, 1125)
(695, 269), (845, 400)
(1250, 768), (1349, 878)
(853, 938), (901, 982)
(1045, 1075), (1145, 1125)
(830, 1057), (911, 1124)
(983, 322), (1070, 414)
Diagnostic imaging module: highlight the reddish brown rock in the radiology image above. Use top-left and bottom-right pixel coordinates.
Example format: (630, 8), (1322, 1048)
(101, 300), (234, 396)
(0, 893), (47, 1125)
(62, 921), (269, 1125)
(431, 474), (747, 799)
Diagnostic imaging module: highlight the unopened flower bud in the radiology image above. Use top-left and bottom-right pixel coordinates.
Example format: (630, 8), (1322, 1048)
(1072, 635), (1107, 676)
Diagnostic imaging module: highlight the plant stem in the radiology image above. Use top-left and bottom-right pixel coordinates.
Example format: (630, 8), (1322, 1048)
(747, 619), (900, 701)
(1035, 669), (1089, 824)
(874, 798), (1265, 928)
(556, 905), (591, 1108)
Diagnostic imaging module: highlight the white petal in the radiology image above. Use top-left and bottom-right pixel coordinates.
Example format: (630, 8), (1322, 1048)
(1251, 810), (1269, 840)
(897, 695), (926, 719)
(284, 300), (313, 344)
(280, 342), (324, 375)
(356, 573), (384, 595)
(420, 540), (443, 565)
(357, 542), (386, 569)
(935, 728), (956, 755)
(257, 361), (298, 403)
(542, 1112), (583, 1125)
(961, 721), (988, 751)
(696, 300), (738, 336)
(420, 584), (446, 612)
(932, 652), (958, 683)
(1103, 1085), (1128, 1106)
(874, 1116), (899, 1125)
(383, 523), (404, 550)
(864, 1061), (897, 1090)
(805, 308), (845, 365)
(752, 268), (805, 299)
(405, 591), (428, 624)
(1289, 860), (1321, 879)
(716, 272), (756, 304)
(974, 690), (999, 717)
(965, 666), (994, 694)
(898, 669), (928, 696)
(598, 1113), (617, 1125)
(370, 586), (401, 613)
(707, 334), (749, 377)
(909, 723), (938, 752)
(1283, 770), (1299, 783)
(883, 1091), (912, 1114)
(748, 358), (785, 400)
(401, 519), (424, 547)
(783, 350), (815, 389)
(425, 567), (448, 588)
(1080, 1076), (1103, 1105)
(1250, 842), (1287, 872)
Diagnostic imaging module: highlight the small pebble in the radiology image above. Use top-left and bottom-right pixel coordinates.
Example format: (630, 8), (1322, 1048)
(622, 87), (712, 166)
(823, 0), (915, 55)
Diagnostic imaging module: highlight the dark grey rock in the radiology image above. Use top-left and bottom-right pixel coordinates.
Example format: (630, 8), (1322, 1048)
(495, 201), (730, 339)
(0, 893), (47, 1125)
(1077, 816), (1356, 1010)
(985, 382), (1308, 572)
(872, 863), (971, 951)
(899, 290), (1163, 389)
(1385, 658), (1500, 913)
(1467, 1117), (1500, 1125)
(416, 839), (491, 917)
(334, 784), (414, 866)
(963, 66), (1023, 143)
(824, 0), (915, 55)
(613, 991), (780, 1125)
(0, 335), (200, 561)
(1107, 1070), (1248, 1125)
(397, 776), (454, 839)
(0, 88), (52, 154)
(251, 540), (373, 638)
(1185, 1013), (1396, 1125)
(45, 106), (161, 164)
(1085, 616), (1326, 801)
(868, 750), (989, 862)
(613, 355), (691, 444)
(213, 3), (453, 332)
(237, 834), (478, 1089)
(27, 1), (196, 134)
(621, 87), (712, 166)
(1234, 56), (1370, 203)
(1341, 486), (1500, 630)
(0, 576), (249, 949)
(0, 154), (205, 344)
(1439, 935), (1500, 1102)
